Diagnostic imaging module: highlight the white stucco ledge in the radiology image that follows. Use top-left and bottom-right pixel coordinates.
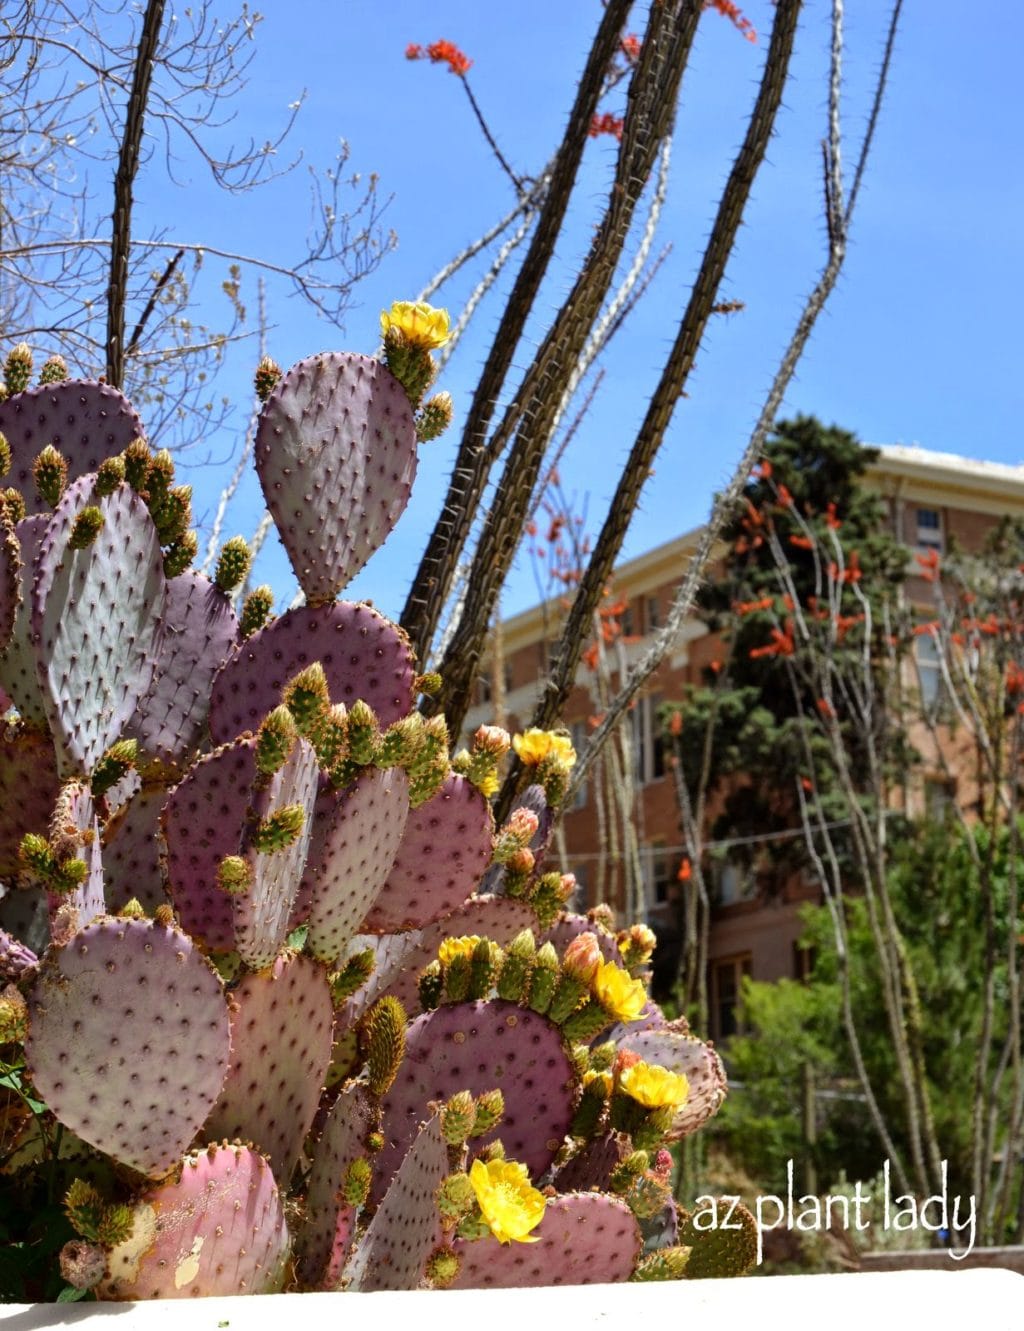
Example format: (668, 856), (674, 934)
(2, 1269), (1022, 1331)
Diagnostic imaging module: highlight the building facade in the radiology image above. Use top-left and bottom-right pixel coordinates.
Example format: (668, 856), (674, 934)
(463, 446), (1024, 1038)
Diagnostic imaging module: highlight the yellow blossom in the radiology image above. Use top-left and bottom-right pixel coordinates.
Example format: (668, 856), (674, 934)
(618, 1059), (690, 1111)
(591, 960), (647, 1023)
(477, 769), (499, 798)
(438, 935), (482, 968)
(468, 1158), (546, 1244)
(511, 728), (577, 768)
(380, 301), (450, 350)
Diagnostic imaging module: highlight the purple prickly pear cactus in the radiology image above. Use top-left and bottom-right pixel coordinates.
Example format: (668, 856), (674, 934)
(345, 1115), (447, 1292)
(372, 999), (575, 1207)
(541, 913), (619, 963)
(31, 475), (166, 777)
(123, 570), (239, 774)
(101, 785), (172, 914)
(255, 351), (417, 604)
(338, 895), (537, 1027)
(234, 736), (319, 970)
(0, 925), (37, 982)
(553, 1131), (628, 1194)
(363, 773), (494, 933)
(482, 783), (553, 895)
(450, 1192), (642, 1288)
(25, 915), (231, 1175)
(0, 723), (60, 877)
(203, 951), (334, 1184)
(0, 519), (19, 656)
(162, 736), (259, 951)
(44, 782), (105, 934)
(209, 601), (416, 746)
(302, 767), (409, 965)
(296, 1083), (375, 1288)
(99, 1143), (289, 1298)
(0, 515), (49, 724)
(618, 1025), (728, 1138)
(0, 379), (144, 516)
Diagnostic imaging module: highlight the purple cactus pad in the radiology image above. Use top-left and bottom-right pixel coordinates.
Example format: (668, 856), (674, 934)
(123, 570), (239, 775)
(208, 601), (416, 746)
(0, 520), (19, 656)
(450, 1192), (641, 1288)
(31, 477), (166, 777)
(363, 773), (494, 933)
(203, 951), (334, 1185)
(99, 1143), (288, 1298)
(101, 784), (173, 914)
(618, 1025), (728, 1138)
(303, 767), (409, 964)
(296, 1083), (374, 1288)
(25, 915), (231, 1176)
(0, 380), (144, 517)
(373, 999), (575, 1207)
(0, 515), (49, 724)
(0, 722), (60, 877)
(0, 925), (37, 982)
(345, 1115), (447, 1292)
(255, 352), (417, 604)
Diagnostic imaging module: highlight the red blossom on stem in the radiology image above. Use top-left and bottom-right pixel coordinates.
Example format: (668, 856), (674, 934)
(406, 39), (473, 76)
(589, 112), (624, 141)
(703, 0), (757, 43)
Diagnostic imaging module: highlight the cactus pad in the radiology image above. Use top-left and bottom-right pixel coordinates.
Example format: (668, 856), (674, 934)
(203, 952), (334, 1184)
(374, 1000), (574, 1206)
(618, 1026), (727, 1138)
(296, 1083), (374, 1288)
(450, 1192), (641, 1288)
(0, 722), (60, 877)
(342, 896), (537, 1025)
(553, 1131), (628, 1194)
(123, 570), (239, 774)
(0, 380), (144, 517)
(0, 519), (19, 655)
(0, 515), (49, 724)
(0, 925), (38, 982)
(209, 601), (416, 745)
(162, 737), (259, 951)
(234, 737), (319, 970)
(345, 1115), (447, 1292)
(254, 351), (417, 603)
(31, 477), (166, 776)
(25, 916), (231, 1175)
(101, 784), (172, 914)
(99, 1143), (288, 1298)
(363, 774), (494, 932)
(303, 767), (409, 964)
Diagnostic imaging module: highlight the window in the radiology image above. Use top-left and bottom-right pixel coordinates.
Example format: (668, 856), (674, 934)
(915, 507), (944, 553)
(716, 860), (755, 906)
(924, 776), (956, 821)
(645, 595), (661, 633)
(793, 942), (816, 984)
(711, 954), (752, 1042)
(642, 843), (673, 908)
(568, 721), (588, 811)
(631, 694), (667, 784)
(915, 629), (942, 709)
(620, 603), (635, 638)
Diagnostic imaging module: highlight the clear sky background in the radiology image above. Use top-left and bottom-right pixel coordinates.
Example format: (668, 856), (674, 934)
(136, 1), (1022, 628)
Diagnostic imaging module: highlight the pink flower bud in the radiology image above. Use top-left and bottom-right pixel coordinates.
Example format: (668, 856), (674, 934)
(562, 931), (602, 983)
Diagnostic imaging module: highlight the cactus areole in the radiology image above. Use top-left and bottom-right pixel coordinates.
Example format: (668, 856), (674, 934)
(0, 314), (734, 1303)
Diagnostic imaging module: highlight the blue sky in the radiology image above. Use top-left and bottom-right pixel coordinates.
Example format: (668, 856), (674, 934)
(137, 2), (1022, 628)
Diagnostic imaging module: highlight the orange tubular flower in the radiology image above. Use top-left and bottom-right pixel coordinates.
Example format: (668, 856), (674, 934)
(788, 534), (814, 551)
(749, 621), (795, 660)
(589, 112), (624, 141)
(407, 39), (473, 76)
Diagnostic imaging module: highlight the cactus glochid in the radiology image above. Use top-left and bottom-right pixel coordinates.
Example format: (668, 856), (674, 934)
(0, 311), (734, 1302)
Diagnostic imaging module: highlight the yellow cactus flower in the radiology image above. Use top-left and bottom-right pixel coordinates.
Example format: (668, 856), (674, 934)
(438, 935), (482, 968)
(618, 1059), (690, 1111)
(469, 1158), (546, 1244)
(511, 728), (577, 768)
(476, 769), (499, 798)
(380, 300), (450, 350)
(591, 960), (647, 1023)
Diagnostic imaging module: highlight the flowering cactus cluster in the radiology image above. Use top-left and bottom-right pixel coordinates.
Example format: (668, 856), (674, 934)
(0, 312), (748, 1303)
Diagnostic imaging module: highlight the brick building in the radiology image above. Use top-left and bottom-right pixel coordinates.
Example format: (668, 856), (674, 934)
(464, 446), (1024, 1038)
